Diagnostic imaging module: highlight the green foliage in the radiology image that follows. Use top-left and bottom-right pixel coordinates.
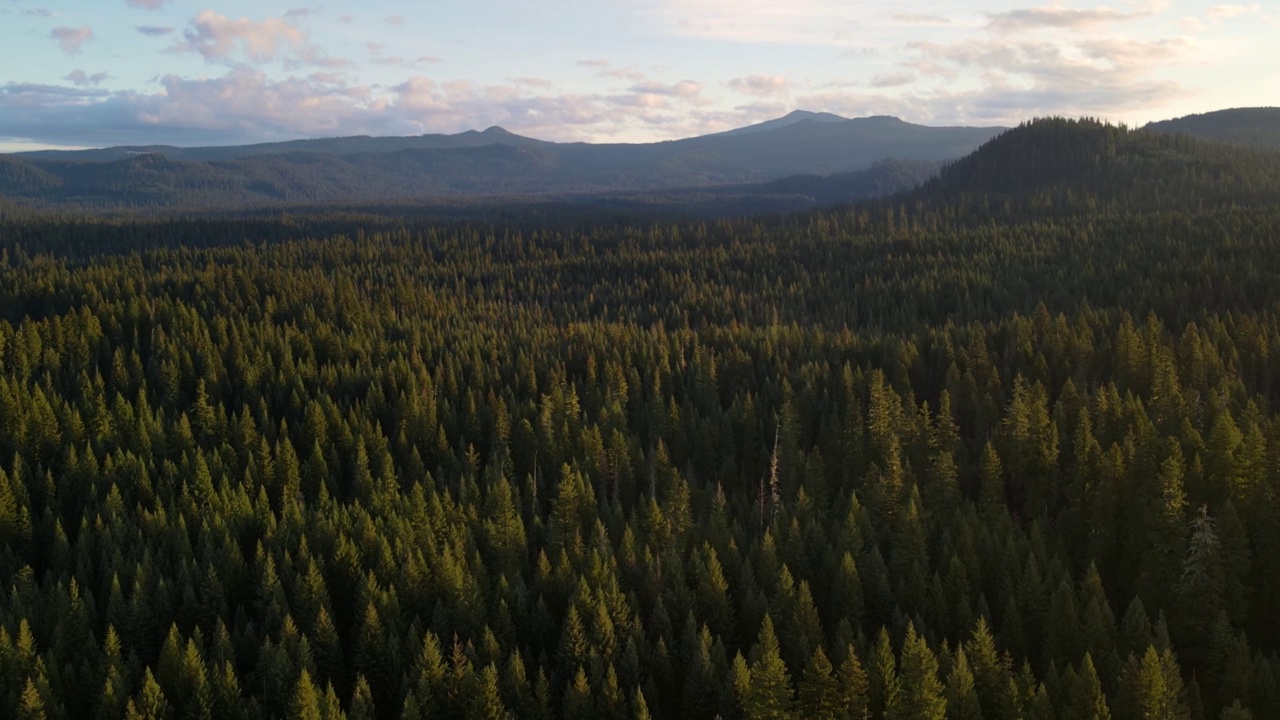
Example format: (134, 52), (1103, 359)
(1, 120), (1279, 719)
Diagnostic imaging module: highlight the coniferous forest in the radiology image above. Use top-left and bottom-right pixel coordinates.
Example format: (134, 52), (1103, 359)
(4, 119), (1280, 720)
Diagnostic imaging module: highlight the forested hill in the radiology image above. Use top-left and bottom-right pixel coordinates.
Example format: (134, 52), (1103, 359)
(5, 112), (1280, 720)
(1145, 108), (1280, 153)
(915, 117), (1280, 215)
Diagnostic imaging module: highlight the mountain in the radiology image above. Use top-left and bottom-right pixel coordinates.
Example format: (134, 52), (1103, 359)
(716, 109), (849, 136)
(1145, 107), (1280, 152)
(0, 112), (1003, 211)
(917, 116), (1280, 214)
(10, 126), (547, 163)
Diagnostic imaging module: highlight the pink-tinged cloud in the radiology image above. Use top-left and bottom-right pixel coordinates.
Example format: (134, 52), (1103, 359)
(987, 2), (1168, 32)
(170, 11), (346, 68)
(51, 26), (95, 54)
(728, 75), (790, 98)
(1206, 4), (1261, 21)
(1, 67), (725, 147)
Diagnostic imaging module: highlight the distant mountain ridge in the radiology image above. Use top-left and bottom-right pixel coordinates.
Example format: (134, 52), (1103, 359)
(1144, 107), (1280, 152)
(0, 111), (1004, 210)
(11, 126), (548, 164)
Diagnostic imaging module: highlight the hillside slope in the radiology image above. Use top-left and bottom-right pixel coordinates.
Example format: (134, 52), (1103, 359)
(916, 117), (1280, 214)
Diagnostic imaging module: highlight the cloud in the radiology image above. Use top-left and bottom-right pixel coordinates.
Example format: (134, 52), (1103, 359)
(987, 2), (1167, 32)
(891, 13), (951, 25)
(618, 80), (710, 108)
(170, 11), (346, 68)
(600, 66), (648, 82)
(21, 8), (52, 17)
(135, 25), (175, 37)
(643, 0), (866, 44)
(284, 7), (321, 20)
(0, 67), (713, 147)
(371, 55), (444, 68)
(870, 72), (916, 88)
(0, 69), (396, 147)
(1, 83), (113, 103)
(367, 43), (442, 68)
(308, 72), (347, 85)
(843, 28), (1196, 126)
(385, 16), (405, 26)
(63, 70), (112, 86)
(127, 0), (165, 8)
(727, 75), (790, 98)
(576, 59), (611, 68)
(50, 26), (94, 54)
(1205, 4), (1261, 21)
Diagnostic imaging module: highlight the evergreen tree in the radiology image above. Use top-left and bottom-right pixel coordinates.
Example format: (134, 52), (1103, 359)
(747, 616), (795, 720)
(887, 623), (946, 720)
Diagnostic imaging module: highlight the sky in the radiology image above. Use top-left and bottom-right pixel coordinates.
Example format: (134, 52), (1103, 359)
(0, 0), (1276, 151)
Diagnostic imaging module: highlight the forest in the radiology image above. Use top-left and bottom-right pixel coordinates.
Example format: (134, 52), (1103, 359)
(1, 118), (1280, 719)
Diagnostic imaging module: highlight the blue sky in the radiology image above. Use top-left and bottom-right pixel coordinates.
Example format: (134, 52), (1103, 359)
(1, 0), (1276, 150)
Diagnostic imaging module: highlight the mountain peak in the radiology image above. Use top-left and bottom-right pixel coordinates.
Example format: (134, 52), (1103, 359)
(717, 110), (850, 137)
(783, 110), (849, 122)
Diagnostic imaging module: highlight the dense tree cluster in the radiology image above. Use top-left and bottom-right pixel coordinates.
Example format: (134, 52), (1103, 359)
(1, 119), (1280, 719)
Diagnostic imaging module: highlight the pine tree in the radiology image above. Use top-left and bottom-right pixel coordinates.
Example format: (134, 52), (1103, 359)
(888, 623), (946, 720)
(563, 667), (593, 720)
(979, 442), (1005, 513)
(289, 670), (323, 720)
(18, 678), (46, 720)
(348, 676), (375, 720)
(473, 664), (507, 720)
(835, 645), (870, 720)
(1066, 654), (1112, 720)
(869, 628), (900, 719)
(946, 648), (983, 720)
(127, 669), (171, 720)
(798, 646), (839, 720)
(747, 615), (795, 720)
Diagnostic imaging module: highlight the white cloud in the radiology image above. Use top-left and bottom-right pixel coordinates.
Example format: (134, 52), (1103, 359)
(170, 11), (346, 68)
(50, 26), (94, 54)
(727, 74), (790, 98)
(1206, 4), (1261, 21)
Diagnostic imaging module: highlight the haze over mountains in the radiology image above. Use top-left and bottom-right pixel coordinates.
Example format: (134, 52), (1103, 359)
(0, 112), (1002, 211)
(1, 107), (1277, 214)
